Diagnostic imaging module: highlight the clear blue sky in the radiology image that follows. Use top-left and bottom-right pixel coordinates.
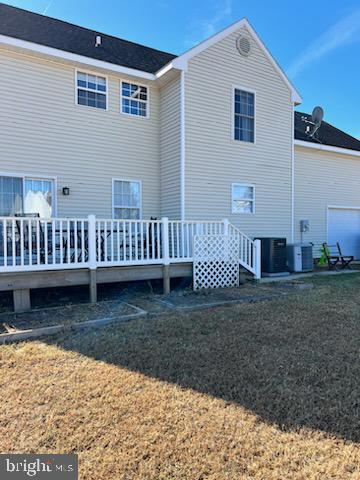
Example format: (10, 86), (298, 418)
(3, 0), (360, 138)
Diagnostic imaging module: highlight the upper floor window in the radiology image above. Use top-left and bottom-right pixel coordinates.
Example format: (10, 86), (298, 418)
(77, 71), (107, 110)
(234, 88), (255, 143)
(113, 179), (141, 219)
(121, 82), (148, 117)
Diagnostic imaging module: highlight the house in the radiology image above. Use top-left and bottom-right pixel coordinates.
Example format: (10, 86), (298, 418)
(0, 3), (359, 309)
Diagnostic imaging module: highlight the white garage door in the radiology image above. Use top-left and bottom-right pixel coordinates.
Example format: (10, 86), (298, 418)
(328, 208), (360, 259)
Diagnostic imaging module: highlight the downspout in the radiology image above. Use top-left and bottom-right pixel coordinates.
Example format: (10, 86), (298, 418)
(180, 70), (186, 220)
(291, 103), (295, 242)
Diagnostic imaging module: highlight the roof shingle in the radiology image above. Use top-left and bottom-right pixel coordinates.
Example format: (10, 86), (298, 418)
(294, 111), (360, 152)
(0, 2), (176, 73)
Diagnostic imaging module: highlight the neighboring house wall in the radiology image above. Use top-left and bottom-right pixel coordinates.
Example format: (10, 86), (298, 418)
(184, 26), (294, 239)
(159, 74), (181, 218)
(294, 145), (360, 245)
(0, 47), (161, 218)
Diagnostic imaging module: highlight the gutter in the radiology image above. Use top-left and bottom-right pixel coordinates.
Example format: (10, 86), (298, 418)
(294, 139), (360, 158)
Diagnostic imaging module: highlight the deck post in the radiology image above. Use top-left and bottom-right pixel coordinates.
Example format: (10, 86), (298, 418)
(161, 217), (171, 295)
(223, 218), (229, 235)
(254, 239), (262, 280)
(88, 215), (98, 303)
(13, 288), (31, 312)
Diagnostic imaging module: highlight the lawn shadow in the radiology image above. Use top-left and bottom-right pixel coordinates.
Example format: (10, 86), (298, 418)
(44, 280), (360, 443)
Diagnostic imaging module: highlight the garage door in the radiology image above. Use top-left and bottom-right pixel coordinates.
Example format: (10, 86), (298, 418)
(328, 208), (360, 259)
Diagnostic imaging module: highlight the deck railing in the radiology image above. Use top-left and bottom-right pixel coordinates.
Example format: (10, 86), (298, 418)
(0, 216), (261, 278)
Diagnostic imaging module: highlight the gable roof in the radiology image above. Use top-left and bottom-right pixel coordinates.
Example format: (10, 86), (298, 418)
(0, 2), (176, 74)
(294, 111), (360, 152)
(172, 18), (302, 104)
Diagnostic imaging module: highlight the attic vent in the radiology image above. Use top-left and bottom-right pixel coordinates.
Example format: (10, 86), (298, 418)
(236, 35), (251, 57)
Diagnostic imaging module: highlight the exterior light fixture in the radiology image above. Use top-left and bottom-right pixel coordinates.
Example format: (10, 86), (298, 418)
(62, 186), (70, 196)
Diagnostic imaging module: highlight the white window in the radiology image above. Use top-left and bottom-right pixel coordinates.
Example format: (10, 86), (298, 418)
(231, 184), (255, 214)
(77, 71), (107, 109)
(234, 88), (255, 142)
(24, 178), (53, 218)
(0, 175), (54, 217)
(113, 180), (141, 219)
(121, 82), (148, 117)
(0, 176), (23, 216)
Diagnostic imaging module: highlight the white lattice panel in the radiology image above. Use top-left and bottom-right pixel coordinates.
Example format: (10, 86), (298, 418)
(193, 235), (240, 290)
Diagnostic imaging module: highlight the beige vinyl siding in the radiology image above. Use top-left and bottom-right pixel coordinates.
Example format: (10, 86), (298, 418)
(0, 48), (161, 218)
(160, 74), (181, 218)
(184, 26), (293, 239)
(294, 146), (360, 247)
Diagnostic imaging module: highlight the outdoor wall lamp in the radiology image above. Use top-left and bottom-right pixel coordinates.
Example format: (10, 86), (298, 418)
(62, 186), (70, 196)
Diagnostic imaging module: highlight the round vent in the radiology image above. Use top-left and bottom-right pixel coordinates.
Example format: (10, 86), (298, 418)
(236, 35), (251, 57)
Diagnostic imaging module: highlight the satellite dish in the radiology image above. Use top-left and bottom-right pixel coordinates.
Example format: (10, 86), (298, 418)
(302, 105), (324, 138)
(311, 106), (324, 127)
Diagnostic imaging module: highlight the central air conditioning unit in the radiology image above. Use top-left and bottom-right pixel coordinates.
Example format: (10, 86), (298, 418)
(255, 238), (289, 276)
(286, 243), (313, 272)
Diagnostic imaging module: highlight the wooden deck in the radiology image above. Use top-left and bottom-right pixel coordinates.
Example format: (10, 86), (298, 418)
(0, 262), (193, 312)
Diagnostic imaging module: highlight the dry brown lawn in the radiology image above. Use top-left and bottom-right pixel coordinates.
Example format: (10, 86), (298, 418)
(1, 274), (360, 479)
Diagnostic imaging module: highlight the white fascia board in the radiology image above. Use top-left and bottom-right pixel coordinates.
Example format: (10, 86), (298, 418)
(157, 18), (302, 104)
(294, 140), (360, 158)
(0, 34), (156, 80)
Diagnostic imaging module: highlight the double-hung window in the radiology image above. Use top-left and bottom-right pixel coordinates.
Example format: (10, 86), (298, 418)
(113, 180), (141, 219)
(121, 82), (148, 117)
(231, 184), (255, 214)
(234, 88), (255, 142)
(77, 71), (107, 109)
(0, 176), (54, 217)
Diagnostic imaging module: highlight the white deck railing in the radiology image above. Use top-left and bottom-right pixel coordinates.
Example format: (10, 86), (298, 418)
(0, 215), (261, 278)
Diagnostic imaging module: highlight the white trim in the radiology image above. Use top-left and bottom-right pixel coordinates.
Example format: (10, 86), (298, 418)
(294, 140), (360, 158)
(120, 80), (150, 118)
(168, 18), (302, 104)
(112, 178), (142, 219)
(0, 172), (57, 217)
(291, 104), (295, 242)
(155, 61), (179, 79)
(231, 85), (256, 144)
(231, 183), (255, 215)
(0, 34), (156, 81)
(75, 69), (109, 111)
(180, 70), (186, 220)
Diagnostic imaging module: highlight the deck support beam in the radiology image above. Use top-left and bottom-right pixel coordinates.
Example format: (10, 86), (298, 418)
(163, 264), (170, 295)
(13, 288), (31, 312)
(89, 270), (97, 303)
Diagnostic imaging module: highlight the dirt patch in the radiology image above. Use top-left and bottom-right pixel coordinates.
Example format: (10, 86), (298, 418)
(0, 301), (140, 333)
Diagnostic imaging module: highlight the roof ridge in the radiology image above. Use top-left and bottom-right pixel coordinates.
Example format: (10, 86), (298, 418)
(0, 2), (177, 58)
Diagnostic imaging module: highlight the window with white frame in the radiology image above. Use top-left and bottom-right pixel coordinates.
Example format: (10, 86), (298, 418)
(121, 82), (148, 117)
(234, 89), (255, 142)
(77, 71), (107, 109)
(113, 180), (141, 219)
(0, 176), (54, 217)
(24, 178), (53, 218)
(0, 176), (23, 216)
(231, 184), (255, 214)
